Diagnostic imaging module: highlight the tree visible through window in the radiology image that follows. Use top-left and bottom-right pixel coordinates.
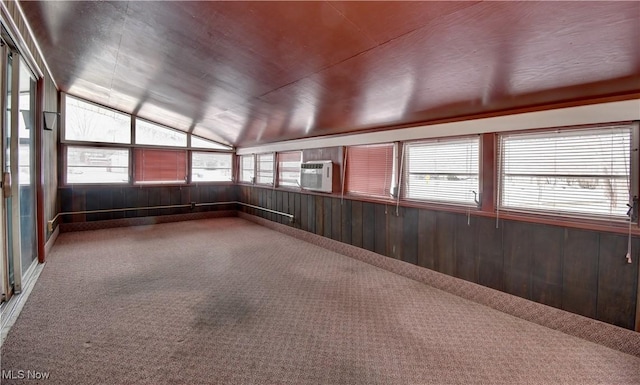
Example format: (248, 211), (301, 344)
(135, 118), (187, 147)
(65, 96), (130, 143)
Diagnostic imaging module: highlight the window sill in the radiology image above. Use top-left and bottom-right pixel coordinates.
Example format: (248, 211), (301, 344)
(486, 209), (638, 236)
(190, 180), (234, 184)
(240, 184), (638, 236)
(393, 202), (637, 236)
(60, 181), (235, 189)
(135, 181), (187, 186)
(63, 182), (130, 187)
(275, 186), (302, 192)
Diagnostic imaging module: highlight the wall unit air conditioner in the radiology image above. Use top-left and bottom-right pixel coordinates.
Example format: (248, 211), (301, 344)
(300, 161), (333, 193)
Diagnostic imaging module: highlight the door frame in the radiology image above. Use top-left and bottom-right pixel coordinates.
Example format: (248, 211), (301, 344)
(8, 48), (21, 294)
(0, 38), (7, 302)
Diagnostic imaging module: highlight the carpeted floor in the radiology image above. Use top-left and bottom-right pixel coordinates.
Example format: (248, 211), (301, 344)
(1, 217), (639, 384)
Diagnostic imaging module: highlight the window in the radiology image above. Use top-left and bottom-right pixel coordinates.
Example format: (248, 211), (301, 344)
(66, 146), (129, 184)
(277, 151), (302, 187)
(65, 96), (131, 143)
(239, 155), (254, 183)
(64, 95), (240, 187)
(135, 118), (187, 147)
(134, 148), (187, 184)
(256, 153), (275, 185)
(192, 152), (232, 182)
(191, 135), (232, 150)
(346, 144), (394, 198)
(499, 125), (634, 220)
(403, 136), (479, 205)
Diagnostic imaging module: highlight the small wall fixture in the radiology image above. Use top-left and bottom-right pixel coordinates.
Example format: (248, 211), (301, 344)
(43, 111), (59, 131)
(20, 110), (33, 130)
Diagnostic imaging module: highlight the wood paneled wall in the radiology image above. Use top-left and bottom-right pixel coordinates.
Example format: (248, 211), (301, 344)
(4, 1), (60, 242)
(58, 185), (236, 223)
(43, 73), (58, 240)
(237, 185), (639, 330)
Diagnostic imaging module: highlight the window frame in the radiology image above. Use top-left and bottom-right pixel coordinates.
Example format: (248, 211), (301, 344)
(62, 94), (132, 145)
(256, 153), (275, 186)
(276, 151), (303, 189)
(191, 135), (233, 151)
(60, 93), (235, 187)
(133, 148), (188, 185)
(401, 135), (481, 207)
(64, 145), (131, 185)
(238, 154), (255, 184)
(496, 122), (639, 223)
(345, 143), (397, 200)
(190, 151), (234, 183)
(134, 117), (188, 148)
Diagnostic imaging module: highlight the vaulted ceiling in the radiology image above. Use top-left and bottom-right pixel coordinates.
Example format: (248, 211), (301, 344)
(20, 1), (640, 148)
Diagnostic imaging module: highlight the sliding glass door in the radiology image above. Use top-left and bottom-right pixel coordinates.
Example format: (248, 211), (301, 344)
(0, 39), (10, 302)
(18, 56), (37, 282)
(0, 34), (37, 301)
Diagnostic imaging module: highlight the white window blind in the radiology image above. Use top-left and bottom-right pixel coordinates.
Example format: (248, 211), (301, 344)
(346, 143), (395, 198)
(277, 151), (302, 187)
(498, 125), (633, 220)
(403, 137), (479, 205)
(240, 155), (254, 183)
(256, 153), (274, 185)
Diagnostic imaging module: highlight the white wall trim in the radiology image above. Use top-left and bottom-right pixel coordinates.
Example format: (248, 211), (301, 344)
(237, 99), (640, 155)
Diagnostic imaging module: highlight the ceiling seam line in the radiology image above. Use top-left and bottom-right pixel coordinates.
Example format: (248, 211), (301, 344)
(365, 1), (484, 50)
(107, 0), (129, 102)
(252, 1), (486, 103)
(325, 1), (378, 47)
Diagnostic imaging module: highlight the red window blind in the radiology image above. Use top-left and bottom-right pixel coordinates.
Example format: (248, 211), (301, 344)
(134, 148), (187, 183)
(346, 143), (394, 198)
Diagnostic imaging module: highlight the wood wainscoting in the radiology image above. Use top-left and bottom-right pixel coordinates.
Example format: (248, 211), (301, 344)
(238, 185), (639, 331)
(58, 184), (237, 224)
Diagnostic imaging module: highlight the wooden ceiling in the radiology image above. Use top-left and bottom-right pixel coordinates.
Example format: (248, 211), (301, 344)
(20, 1), (640, 148)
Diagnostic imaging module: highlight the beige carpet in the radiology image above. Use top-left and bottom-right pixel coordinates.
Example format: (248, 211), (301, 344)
(1, 217), (639, 384)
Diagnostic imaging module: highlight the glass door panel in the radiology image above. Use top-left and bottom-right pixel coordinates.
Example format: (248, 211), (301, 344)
(0, 41), (9, 302)
(0, 47), (38, 296)
(3, 49), (14, 294)
(18, 58), (35, 276)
